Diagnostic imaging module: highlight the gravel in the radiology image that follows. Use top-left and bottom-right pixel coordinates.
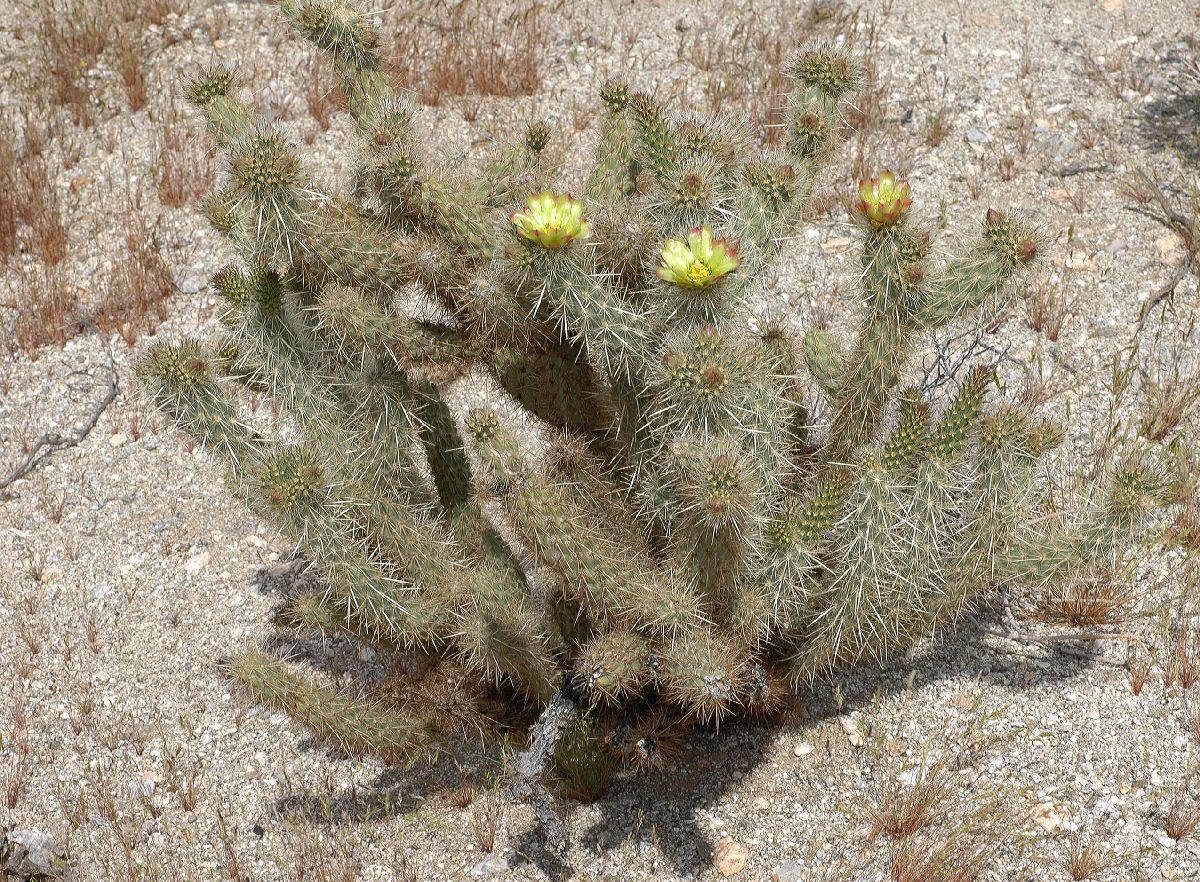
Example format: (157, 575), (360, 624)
(2, 0), (1199, 879)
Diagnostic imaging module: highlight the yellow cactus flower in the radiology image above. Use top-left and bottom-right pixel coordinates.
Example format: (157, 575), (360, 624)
(856, 171), (912, 227)
(510, 192), (590, 249)
(657, 226), (740, 288)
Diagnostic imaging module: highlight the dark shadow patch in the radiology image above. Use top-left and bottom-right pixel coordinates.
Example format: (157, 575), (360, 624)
(1136, 56), (1200, 164)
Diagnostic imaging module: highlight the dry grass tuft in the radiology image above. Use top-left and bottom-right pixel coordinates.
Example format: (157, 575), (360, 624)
(1165, 623), (1200, 691)
(16, 148), (70, 267)
(305, 53), (337, 137)
(1031, 565), (1136, 629)
(383, 1), (544, 106)
(115, 31), (149, 112)
(92, 211), (176, 346)
(1081, 42), (1152, 101)
(1126, 651), (1151, 695)
(1165, 792), (1200, 842)
(1137, 329), (1200, 443)
(868, 756), (954, 842)
(1064, 836), (1114, 880)
(4, 266), (78, 359)
(21, 0), (115, 127)
(1169, 495), (1200, 553)
(1023, 275), (1072, 342)
(888, 832), (994, 882)
(155, 101), (216, 208)
(0, 125), (18, 265)
(469, 784), (504, 853)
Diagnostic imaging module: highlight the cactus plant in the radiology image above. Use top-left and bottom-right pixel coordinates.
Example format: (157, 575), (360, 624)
(141, 0), (1169, 828)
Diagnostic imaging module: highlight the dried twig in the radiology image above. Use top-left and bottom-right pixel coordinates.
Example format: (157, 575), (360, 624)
(1135, 263), (1190, 331)
(0, 347), (118, 493)
(981, 600), (1129, 665)
(920, 321), (1019, 395)
(507, 675), (580, 853)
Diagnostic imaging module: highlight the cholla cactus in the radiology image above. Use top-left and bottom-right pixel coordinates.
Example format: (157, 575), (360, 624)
(141, 0), (1168, 816)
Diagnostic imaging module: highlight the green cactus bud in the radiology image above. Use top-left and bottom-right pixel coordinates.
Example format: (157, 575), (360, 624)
(258, 448), (328, 512)
(525, 121), (551, 153)
(788, 44), (859, 100)
(183, 63), (237, 108)
(600, 78), (630, 112)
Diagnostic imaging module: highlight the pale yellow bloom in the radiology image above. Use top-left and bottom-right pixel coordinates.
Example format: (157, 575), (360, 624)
(856, 171), (911, 227)
(657, 226), (740, 288)
(510, 192), (590, 249)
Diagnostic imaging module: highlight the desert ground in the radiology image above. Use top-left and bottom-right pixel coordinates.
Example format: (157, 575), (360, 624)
(2, 0), (1200, 879)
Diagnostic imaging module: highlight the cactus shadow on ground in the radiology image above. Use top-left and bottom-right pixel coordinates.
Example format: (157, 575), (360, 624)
(1136, 56), (1200, 164)
(248, 556), (1096, 879)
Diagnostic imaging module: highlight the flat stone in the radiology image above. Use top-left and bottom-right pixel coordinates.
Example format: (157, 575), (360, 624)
(3, 828), (70, 879)
(713, 838), (748, 876)
(470, 853), (509, 877)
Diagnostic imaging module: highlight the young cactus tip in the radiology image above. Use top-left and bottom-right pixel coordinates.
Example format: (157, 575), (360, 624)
(856, 170), (912, 227)
(657, 226), (740, 288)
(510, 192), (590, 249)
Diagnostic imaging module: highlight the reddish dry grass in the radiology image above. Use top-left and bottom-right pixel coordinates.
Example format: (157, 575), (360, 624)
(469, 785), (504, 853)
(1065, 837), (1114, 880)
(155, 101), (216, 208)
(0, 122), (17, 265)
(20, 0), (115, 127)
(1023, 276), (1071, 342)
(1138, 342), (1200, 443)
(889, 834), (994, 882)
(92, 211), (176, 346)
(845, 8), (891, 179)
(1165, 793), (1200, 842)
(1032, 573), (1136, 629)
(4, 266), (78, 360)
(1170, 496), (1200, 553)
(305, 53), (337, 135)
(1166, 625), (1200, 691)
(382, 0), (544, 106)
(868, 757), (954, 841)
(115, 31), (149, 112)
(16, 150), (69, 267)
(1127, 651), (1151, 695)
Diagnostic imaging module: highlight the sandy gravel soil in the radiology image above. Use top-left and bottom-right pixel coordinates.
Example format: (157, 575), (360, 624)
(3, 0), (1200, 879)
